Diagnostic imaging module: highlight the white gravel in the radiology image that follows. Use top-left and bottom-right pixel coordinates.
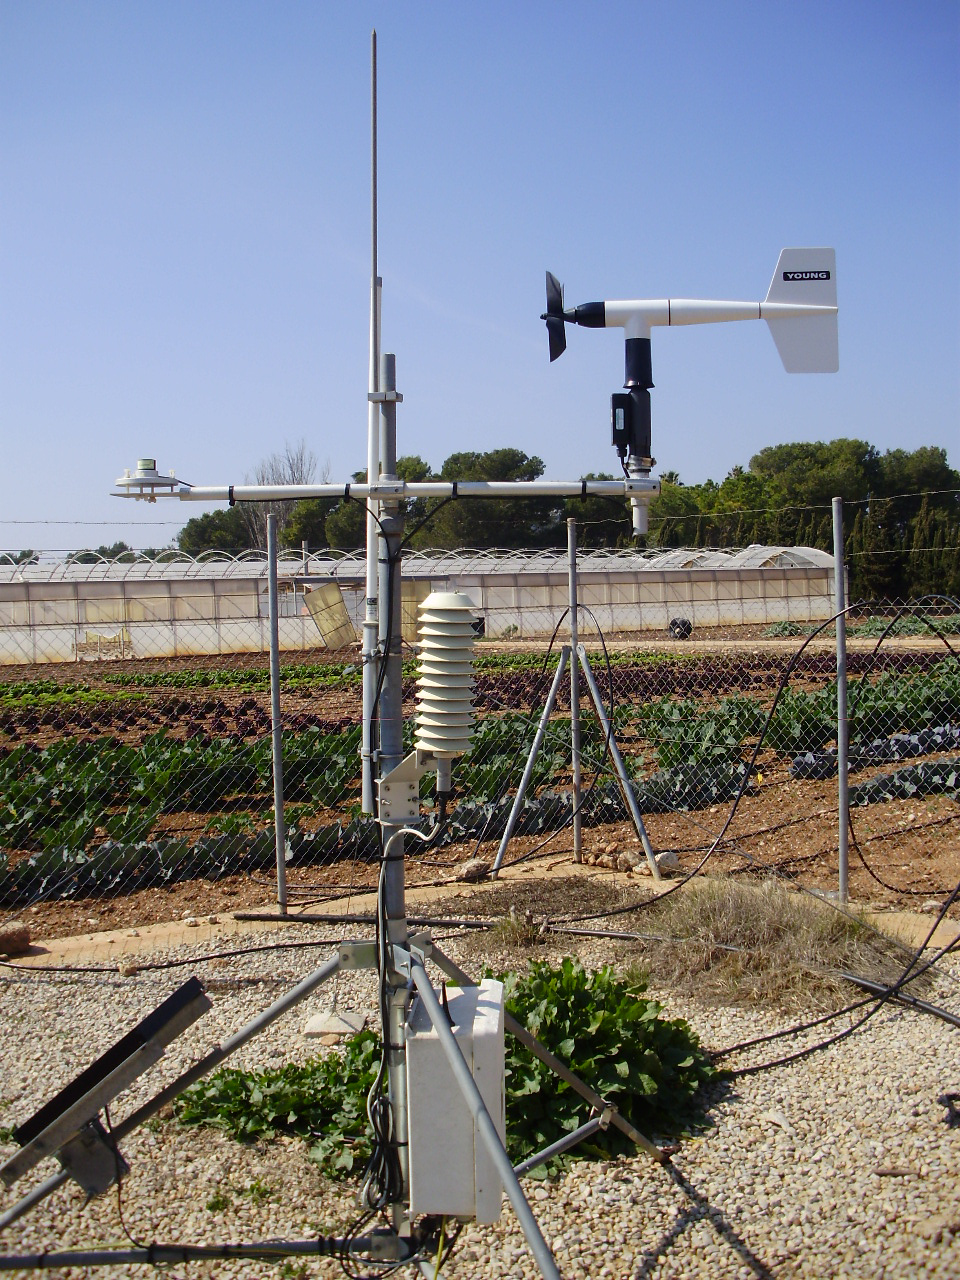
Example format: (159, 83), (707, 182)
(1, 923), (958, 1279)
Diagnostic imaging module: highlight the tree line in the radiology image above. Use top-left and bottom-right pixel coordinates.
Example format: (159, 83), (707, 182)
(166, 437), (959, 601)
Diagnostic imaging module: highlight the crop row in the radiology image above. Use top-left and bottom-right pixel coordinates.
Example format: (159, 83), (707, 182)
(9, 740), (960, 909)
(2, 657), (958, 864)
(1, 647), (947, 714)
(639, 660), (960, 768)
(0, 726), (363, 856)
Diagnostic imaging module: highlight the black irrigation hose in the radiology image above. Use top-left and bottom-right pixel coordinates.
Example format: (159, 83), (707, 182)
(841, 972), (960, 1030)
(0, 935), (352, 978)
(847, 812), (956, 898)
(548, 599), (960, 928)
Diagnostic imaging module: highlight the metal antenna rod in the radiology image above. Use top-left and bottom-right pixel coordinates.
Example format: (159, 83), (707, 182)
(361, 28), (382, 813)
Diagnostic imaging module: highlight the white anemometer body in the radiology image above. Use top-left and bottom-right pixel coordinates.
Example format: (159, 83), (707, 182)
(603, 248), (839, 373)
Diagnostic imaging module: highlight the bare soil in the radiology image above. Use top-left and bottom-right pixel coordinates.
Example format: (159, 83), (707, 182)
(10, 773), (958, 943)
(2, 632), (957, 943)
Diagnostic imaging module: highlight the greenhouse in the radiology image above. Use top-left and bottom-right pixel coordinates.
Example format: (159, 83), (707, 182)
(0, 544), (838, 664)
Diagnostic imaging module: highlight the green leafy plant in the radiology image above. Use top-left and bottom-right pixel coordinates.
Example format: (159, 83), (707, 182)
(174, 1029), (382, 1178)
(238, 1175), (277, 1205)
(498, 958), (715, 1169)
(173, 962), (714, 1181)
(206, 812), (257, 837)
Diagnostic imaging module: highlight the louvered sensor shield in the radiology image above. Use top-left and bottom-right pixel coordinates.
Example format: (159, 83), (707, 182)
(414, 592), (478, 759)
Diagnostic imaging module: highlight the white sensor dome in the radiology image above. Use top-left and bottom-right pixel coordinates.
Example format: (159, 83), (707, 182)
(414, 591), (477, 758)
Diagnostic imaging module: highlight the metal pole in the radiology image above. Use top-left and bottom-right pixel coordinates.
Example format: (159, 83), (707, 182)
(577, 644), (660, 879)
(377, 353), (412, 1224)
(567, 519), (582, 862)
(0, 954), (342, 1232)
(0, 1238), (394, 1270)
(430, 945), (666, 1164)
(173, 477), (660, 504)
(491, 648), (570, 875)
(361, 28), (381, 813)
(833, 495), (849, 903)
(409, 961), (563, 1280)
(267, 514), (287, 914)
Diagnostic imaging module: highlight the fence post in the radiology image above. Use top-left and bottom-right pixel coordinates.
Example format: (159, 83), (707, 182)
(567, 519), (583, 862)
(832, 496), (849, 904)
(267, 514), (288, 914)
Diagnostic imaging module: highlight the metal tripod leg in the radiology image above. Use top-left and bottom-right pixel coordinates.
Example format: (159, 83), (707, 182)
(491, 647), (570, 876)
(409, 959), (563, 1280)
(429, 945), (667, 1167)
(577, 643), (661, 880)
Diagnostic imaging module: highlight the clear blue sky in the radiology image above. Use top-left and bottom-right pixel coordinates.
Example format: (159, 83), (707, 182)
(1, 0), (957, 552)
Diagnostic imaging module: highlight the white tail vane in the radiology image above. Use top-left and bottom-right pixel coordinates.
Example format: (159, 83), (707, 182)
(763, 247), (838, 373)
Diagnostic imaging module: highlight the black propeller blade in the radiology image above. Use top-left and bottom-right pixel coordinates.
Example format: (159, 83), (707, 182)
(542, 270), (566, 361)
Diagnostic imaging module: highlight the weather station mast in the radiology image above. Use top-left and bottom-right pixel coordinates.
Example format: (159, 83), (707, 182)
(1, 31), (837, 1280)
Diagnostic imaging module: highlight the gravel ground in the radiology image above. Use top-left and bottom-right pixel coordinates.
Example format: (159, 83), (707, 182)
(1, 921), (958, 1280)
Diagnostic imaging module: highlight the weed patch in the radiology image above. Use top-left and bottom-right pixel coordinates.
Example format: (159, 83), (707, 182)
(637, 878), (915, 1011)
(173, 960), (714, 1179)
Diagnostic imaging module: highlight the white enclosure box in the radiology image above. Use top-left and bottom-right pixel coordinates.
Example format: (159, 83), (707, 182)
(406, 979), (505, 1224)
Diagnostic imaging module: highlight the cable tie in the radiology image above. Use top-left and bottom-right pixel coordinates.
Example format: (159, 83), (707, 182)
(227, 486), (235, 508)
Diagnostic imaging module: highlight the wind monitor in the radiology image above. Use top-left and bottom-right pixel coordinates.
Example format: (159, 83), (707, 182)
(542, 247), (839, 536)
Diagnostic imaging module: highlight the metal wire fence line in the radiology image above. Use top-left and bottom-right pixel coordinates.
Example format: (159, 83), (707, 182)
(0, 540), (958, 922)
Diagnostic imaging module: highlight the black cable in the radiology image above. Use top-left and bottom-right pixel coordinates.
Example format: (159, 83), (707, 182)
(847, 812), (955, 898)
(401, 495), (455, 550)
(102, 1103), (152, 1252)
(0, 935), (354, 978)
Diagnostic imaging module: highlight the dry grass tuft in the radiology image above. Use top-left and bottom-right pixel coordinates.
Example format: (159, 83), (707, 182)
(636, 877), (919, 1012)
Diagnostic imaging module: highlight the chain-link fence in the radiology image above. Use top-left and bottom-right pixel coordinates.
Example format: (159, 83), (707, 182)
(1, 542), (959, 930)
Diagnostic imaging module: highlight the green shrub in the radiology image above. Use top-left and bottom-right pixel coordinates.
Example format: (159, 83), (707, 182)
(173, 960), (714, 1180)
(499, 958), (714, 1169)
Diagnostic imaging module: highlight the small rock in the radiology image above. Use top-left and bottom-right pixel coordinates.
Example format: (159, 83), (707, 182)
(617, 851), (640, 872)
(761, 1109), (796, 1136)
(207, 915), (219, 924)
(655, 850), (680, 874)
(118, 961), (139, 977)
(183, 916), (200, 928)
(304, 1009), (366, 1039)
(455, 858), (489, 883)
(0, 921), (31, 957)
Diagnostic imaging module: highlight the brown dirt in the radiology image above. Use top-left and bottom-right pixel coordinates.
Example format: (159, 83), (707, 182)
(2, 634), (957, 942)
(9, 769), (958, 944)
